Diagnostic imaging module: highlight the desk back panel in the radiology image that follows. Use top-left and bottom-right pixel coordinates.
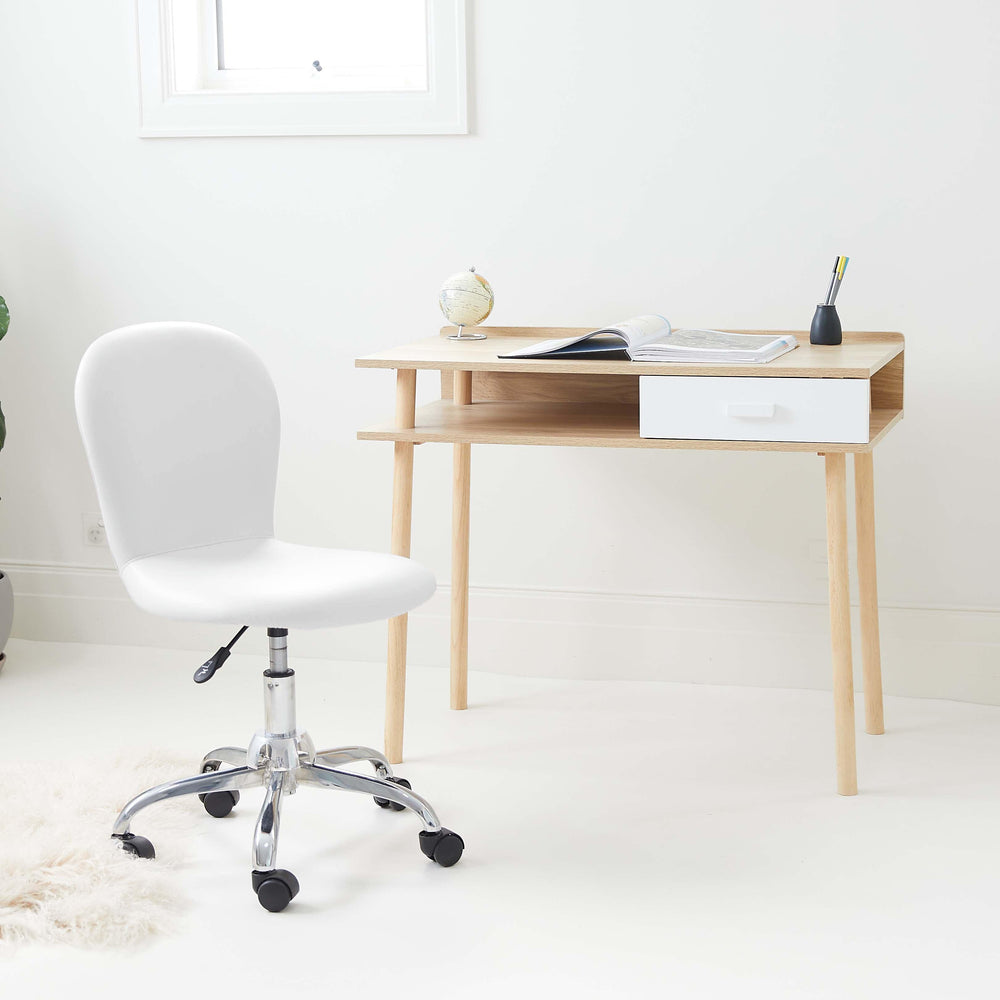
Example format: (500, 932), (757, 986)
(441, 370), (640, 404)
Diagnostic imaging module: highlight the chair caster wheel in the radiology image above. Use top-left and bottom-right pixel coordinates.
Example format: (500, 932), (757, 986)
(419, 828), (464, 868)
(199, 761), (240, 817)
(200, 790), (239, 817)
(374, 776), (411, 811)
(252, 869), (300, 913)
(113, 833), (156, 859)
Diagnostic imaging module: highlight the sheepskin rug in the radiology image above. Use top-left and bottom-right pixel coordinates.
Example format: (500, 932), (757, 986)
(0, 752), (200, 948)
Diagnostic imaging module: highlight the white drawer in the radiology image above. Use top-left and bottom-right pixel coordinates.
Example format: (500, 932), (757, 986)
(639, 376), (870, 443)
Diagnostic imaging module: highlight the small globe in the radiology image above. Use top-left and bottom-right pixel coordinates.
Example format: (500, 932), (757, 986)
(439, 267), (494, 332)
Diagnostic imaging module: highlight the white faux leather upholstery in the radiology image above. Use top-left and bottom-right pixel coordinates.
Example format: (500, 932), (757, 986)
(76, 323), (280, 568)
(121, 539), (434, 629)
(76, 322), (435, 629)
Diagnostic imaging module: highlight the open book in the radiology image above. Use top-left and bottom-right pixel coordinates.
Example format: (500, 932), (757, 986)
(498, 315), (798, 364)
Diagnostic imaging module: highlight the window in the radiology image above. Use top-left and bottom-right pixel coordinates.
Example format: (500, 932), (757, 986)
(213, 0), (428, 91)
(137, 0), (467, 136)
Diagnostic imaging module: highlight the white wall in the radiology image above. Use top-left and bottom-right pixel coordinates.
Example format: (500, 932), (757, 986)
(0, 1), (998, 698)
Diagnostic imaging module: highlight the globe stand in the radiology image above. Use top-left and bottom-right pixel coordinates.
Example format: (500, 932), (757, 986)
(447, 325), (487, 342)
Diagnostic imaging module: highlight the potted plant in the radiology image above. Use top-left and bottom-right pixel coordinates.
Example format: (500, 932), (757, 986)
(0, 294), (11, 673)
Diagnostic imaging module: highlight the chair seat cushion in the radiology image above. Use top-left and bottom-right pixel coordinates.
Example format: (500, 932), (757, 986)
(121, 538), (436, 629)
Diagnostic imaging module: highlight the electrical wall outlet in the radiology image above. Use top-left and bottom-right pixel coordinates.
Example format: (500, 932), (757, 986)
(83, 513), (107, 546)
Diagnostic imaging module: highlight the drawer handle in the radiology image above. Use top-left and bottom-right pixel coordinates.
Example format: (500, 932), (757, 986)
(726, 402), (775, 419)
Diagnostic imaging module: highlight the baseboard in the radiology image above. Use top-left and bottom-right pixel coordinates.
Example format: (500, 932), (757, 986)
(5, 560), (999, 704)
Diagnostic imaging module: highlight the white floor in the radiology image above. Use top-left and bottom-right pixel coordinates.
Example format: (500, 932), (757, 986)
(1, 637), (998, 999)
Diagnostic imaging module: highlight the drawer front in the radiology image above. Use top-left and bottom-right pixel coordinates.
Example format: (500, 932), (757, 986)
(639, 376), (870, 443)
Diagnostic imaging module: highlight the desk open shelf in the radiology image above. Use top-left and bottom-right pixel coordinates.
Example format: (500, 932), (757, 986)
(359, 400), (902, 453)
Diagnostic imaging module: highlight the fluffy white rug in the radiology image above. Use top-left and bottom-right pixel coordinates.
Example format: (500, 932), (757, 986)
(0, 752), (201, 948)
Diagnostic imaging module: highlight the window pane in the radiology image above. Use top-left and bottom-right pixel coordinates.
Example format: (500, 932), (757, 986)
(218, 0), (428, 90)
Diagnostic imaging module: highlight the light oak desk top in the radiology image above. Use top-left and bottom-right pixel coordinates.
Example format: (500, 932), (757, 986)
(357, 328), (903, 378)
(357, 327), (905, 796)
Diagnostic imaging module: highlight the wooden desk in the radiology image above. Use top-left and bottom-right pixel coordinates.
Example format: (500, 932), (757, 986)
(357, 327), (905, 795)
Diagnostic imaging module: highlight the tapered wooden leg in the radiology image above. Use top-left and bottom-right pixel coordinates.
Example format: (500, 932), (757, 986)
(451, 442), (471, 709)
(385, 369), (416, 764)
(386, 611), (408, 765)
(854, 451), (885, 735)
(824, 452), (858, 796)
(450, 371), (472, 711)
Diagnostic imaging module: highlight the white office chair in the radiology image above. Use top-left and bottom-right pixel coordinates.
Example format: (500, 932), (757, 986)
(75, 322), (464, 912)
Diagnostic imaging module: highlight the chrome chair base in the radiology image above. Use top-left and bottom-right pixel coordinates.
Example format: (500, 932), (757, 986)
(111, 630), (464, 911)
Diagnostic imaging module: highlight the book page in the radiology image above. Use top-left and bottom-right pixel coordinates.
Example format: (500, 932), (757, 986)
(498, 315), (669, 359)
(628, 331), (798, 363)
(606, 315), (671, 348)
(497, 330), (621, 358)
(647, 329), (784, 351)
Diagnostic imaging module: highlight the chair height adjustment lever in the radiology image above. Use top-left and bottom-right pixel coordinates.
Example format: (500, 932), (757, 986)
(194, 626), (249, 683)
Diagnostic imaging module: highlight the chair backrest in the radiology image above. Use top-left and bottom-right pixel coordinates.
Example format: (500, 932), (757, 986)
(75, 322), (279, 568)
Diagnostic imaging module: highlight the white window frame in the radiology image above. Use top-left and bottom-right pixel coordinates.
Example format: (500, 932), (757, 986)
(136, 0), (467, 137)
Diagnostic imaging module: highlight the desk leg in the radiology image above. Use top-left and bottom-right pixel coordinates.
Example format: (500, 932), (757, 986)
(451, 443), (471, 709)
(824, 452), (858, 795)
(854, 451), (885, 735)
(386, 370), (416, 765)
(451, 371), (472, 711)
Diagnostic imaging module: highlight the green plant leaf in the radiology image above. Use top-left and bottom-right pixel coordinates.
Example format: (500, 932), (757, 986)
(0, 296), (8, 341)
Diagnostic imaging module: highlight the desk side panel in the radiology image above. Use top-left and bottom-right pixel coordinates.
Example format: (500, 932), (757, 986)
(869, 351), (904, 412)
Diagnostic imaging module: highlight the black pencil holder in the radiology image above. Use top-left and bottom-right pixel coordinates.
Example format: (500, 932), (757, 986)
(810, 304), (842, 345)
